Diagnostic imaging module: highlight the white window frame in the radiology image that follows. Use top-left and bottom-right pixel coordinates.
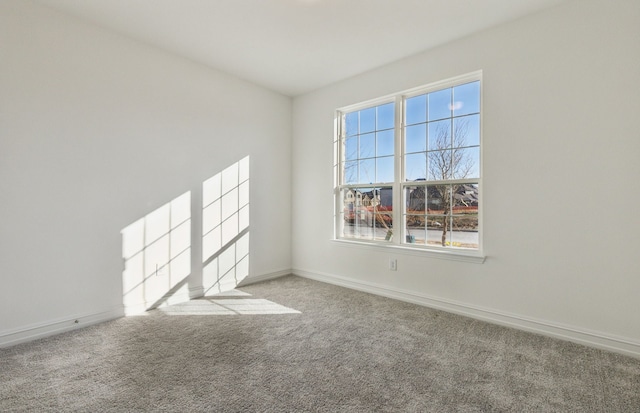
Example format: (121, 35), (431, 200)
(333, 71), (484, 262)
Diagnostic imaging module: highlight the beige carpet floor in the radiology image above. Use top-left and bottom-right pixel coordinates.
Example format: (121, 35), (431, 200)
(1, 275), (639, 412)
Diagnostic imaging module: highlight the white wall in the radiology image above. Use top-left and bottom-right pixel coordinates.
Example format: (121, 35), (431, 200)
(292, 0), (640, 356)
(0, 0), (291, 343)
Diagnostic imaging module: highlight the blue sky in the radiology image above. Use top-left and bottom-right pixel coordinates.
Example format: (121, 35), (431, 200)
(344, 81), (480, 185)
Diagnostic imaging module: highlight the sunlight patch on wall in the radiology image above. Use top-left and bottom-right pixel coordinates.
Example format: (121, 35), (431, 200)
(202, 156), (250, 295)
(121, 191), (191, 315)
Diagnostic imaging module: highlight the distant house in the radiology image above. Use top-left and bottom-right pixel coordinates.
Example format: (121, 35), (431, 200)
(345, 183), (476, 223)
(344, 188), (392, 209)
(343, 188), (392, 225)
(407, 184), (478, 213)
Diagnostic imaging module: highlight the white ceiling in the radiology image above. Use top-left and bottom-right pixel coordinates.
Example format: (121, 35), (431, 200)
(35, 0), (569, 96)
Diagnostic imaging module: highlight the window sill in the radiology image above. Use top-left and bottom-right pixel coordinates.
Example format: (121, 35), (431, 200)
(332, 239), (486, 264)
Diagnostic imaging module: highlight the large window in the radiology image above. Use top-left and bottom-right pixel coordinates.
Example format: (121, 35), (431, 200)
(335, 72), (481, 253)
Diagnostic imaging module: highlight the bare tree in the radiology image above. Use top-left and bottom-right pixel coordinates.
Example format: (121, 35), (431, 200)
(371, 190), (393, 240)
(427, 120), (474, 246)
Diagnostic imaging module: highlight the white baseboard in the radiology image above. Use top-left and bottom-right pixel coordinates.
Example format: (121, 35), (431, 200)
(292, 268), (640, 359)
(0, 307), (123, 349)
(237, 269), (291, 287)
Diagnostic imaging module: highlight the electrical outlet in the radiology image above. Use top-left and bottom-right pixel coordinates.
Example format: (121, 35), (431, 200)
(389, 258), (397, 271)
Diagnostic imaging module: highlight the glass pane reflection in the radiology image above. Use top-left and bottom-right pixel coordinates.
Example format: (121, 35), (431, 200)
(428, 88), (451, 121)
(453, 81), (480, 117)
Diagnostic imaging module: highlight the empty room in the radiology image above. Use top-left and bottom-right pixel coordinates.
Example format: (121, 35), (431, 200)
(1, 0), (639, 411)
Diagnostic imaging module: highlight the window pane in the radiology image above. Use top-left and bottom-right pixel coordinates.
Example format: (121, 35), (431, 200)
(359, 133), (375, 159)
(342, 188), (355, 214)
(342, 187), (393, 241)
(453, 115), (480, 148)
(345, 137), (357, 161)
(452, 147), (479, 179)
(405, 186), (426, 214)
(453, 81), (480, 117)
(377, 102), (395, 130)
(344, 160), (358, 184)
(405, 123), (426, 154)
(376, 129), (394, 157)
(376, 156), (394, 183)
(371, 187), (393, 241)
(453, 183), (479, 209)
(405, 152), (426, 181)
(452, 184), (479, 248)
(426, 216), (449, 247)
(342, 198), (378, 240)
(405, 186), (426, 244)
(428, 120), (451, 151)
(406, 95), (426, 125)
(373, 213), (393, 240)
(342, 220), (356, 238)
(405, 215), (425, 245)
(360, 107), (375, 133)
(358, 159), (375, 184)
(427, 150), (452, 181)
(341, 188), (365, 239)
(451, 215), (478, 249)
(428, 88), (452, 121)
(377, 186), (393, 210)
(427, 185), (450, 213)
(345, 112), (358, 137)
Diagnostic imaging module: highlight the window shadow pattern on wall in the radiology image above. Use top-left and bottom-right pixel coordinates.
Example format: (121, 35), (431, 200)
(121, 192), (191, 315)
(202, 156), (250, 296)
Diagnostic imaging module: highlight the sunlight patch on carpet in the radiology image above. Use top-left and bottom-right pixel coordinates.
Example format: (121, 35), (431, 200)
(156, 290), (300, 315)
